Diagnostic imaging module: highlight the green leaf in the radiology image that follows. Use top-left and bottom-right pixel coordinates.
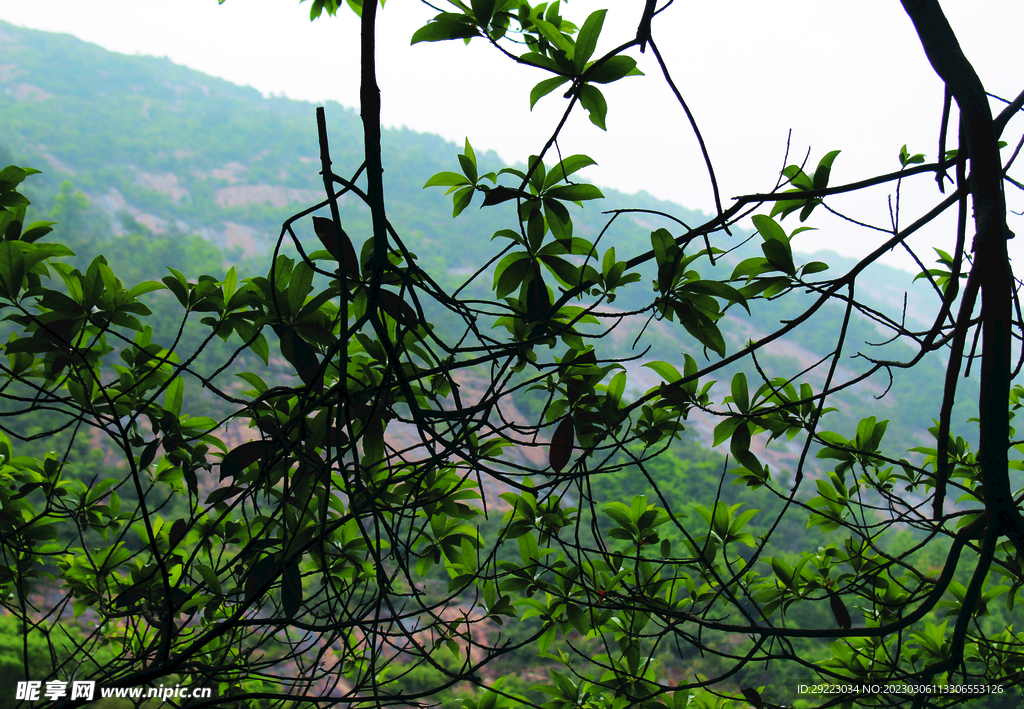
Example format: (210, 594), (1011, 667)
(542, 154), (597, 192)
(527, 207), (546, 250)
(578, 84), (607, 130)
(98, 261), (121, 300)
(424, 171), (470, 188)
(539, 255), (579, 287)
(684, 316), (726, 357)
(602, 245), (616, 275)
(813, 149), (841, 190)
(250, 332), (270, 365)
(799, 199), (820, 222)
(196, 563), (223, 596)
(537, 622), (557, 653)
(0, 192), (29, 210)
(604, 503), (636, 532)
(470, 0), (496, 26)
(532, 18), (573, 55)
(769, 197), (805, 221)
(458, 154), (478, 184)
(20, 220), (56, 243)
(731, 372), (749, 415)
(651, 233), (679, 283)
(519, 51), (560, 72)
(607, 370), (626, 402)
(574, 10), (606, 71)
(236, 371), (269, 394)
(729, 421), (751, 459)
(643, 360), (682, 383)
(274, 325), (322, 388)
(770, 558), (795, 588)
(530, 76), (571, 109)
(362, 414), (385, 469)
(411, 13), (478, 44)
(751, 214), (786, 243)
(162, 270), (189, 308)
(39, 289), (80, 313)
(544, 199), (572, 240)
(127, 281), (165, 298)
(491, 228), (524, 245)
(528, 155), (547, 194)
(452, 186), (474, 217)
(287, 261), (314, 315)
(899, 144), (926, 167)
(782, 165), (813, 191)
(681, 280), (749, 314)
(762, 239), (796, 277)
(0, 165), (37, 191)
(0, 242), (25, 299)
(165, 376), (184, 416)
(544, 184), (604, 202)
(702, 502), (727, 541)
(586, 55), (640, 84)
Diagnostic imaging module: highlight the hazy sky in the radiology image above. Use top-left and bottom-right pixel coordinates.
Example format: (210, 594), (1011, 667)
(2, 1), (1023, 272)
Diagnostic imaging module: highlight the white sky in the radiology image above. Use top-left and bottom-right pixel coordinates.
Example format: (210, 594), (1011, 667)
(2, 0), (1023, 272)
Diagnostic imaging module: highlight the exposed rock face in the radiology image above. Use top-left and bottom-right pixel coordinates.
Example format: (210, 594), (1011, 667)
(214, 184), (323, 209)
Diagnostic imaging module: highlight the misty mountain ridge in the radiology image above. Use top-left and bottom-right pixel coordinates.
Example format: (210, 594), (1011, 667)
(0, 18), (978, 459)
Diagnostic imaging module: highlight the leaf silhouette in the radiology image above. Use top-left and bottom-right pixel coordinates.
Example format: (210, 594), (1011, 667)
(206, 485), (244, 505)
(327, 426), (349, 449)
(549, 415), (574, 473)
(274, 325), (322, 389)
(312, 215), (359, 279)
(361, 413), (385, 468)
(525, 274), (550, 318)
(184, 466), (198, 496)
(378, 289), (419, 328)
(740, 686), (763, 709)
(167, 588), (189, 612)
(220, 440), (273, 482)
(245, 557), (279, 603)
(138, 437), (161, 470)
(113, 588), (144, 609)
(480, 185), (521, 207)
(282, 560), (302, 617)
(168, 518), (188, 550)
(829, 590), (852, 630)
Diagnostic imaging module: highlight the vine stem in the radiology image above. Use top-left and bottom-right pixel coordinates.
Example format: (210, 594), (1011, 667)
(361, 0), (387, 277)
(901, 0), (1023, 550)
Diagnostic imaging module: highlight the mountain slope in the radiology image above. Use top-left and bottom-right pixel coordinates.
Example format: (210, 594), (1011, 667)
(0, 19), (979, 458)
(0, 20), (701, 272)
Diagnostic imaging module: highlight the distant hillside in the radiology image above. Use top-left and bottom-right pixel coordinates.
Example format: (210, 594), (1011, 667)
(0, 20), (701, 274)
(0, 19), (979, 458)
